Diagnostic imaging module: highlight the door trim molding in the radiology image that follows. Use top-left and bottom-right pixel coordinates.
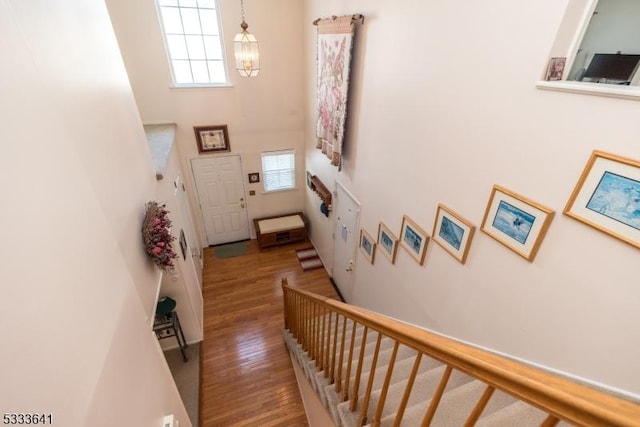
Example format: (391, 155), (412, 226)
(331, 182), (361, 302)
(335, 181), (361, 215)
(189, 154), (249, 246)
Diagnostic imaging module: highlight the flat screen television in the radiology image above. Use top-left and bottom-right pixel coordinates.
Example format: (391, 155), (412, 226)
(582, 53), (640, 82)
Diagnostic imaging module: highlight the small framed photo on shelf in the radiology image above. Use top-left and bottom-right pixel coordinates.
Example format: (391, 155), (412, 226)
(481, 185), (554, 262)
(545, 57), (566, 81)
(377, 222), (398, 264)
(564, 150), (640, 249)
(359, 228), (376, 264)
(400, 214), (429, 265)
(248, 172), (260, 183)
(432, 204), (475, 264)
(194, 125), (230, 153)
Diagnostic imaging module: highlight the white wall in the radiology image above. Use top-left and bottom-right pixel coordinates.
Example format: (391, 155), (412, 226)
(0, 0), (189, 425)
(106, 0), (307, 241)
(303, 0), (640, 396)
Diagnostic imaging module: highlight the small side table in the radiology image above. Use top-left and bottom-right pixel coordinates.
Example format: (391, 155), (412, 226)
(153, 310), (189, 362)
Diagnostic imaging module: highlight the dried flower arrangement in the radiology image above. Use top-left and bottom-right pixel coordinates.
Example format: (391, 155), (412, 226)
(142, 201), (177, 271)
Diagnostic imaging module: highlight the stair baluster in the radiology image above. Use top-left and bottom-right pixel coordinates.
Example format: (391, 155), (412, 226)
(330, 312), (340, 384)
(280, 279), (640, 427)
(370, 341), (400, 427)
(541, 415), (560, 427)
(343, 322), (359, 401)
(421, 365), (453, 426)
(358, 332), (384, 425)
(335, 315), (348, 393)
(323, 308), (331, 376)
(464, 385), (495, 426)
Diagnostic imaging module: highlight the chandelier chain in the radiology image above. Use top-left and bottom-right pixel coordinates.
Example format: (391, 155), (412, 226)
(240, 0), (246, 23)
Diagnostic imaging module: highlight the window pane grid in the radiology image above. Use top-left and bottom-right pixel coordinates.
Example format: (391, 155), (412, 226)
(160, 5), (216, 11)
(262, 151), (296, 192)
(157, 0), (227, 85)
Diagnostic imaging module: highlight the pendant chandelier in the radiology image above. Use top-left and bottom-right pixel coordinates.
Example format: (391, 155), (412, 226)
(233, 0), (260, 77)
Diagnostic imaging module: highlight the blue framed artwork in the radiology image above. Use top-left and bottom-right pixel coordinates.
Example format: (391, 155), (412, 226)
(481, 185), (554, 262)
(400, 214), (429, 265)
(359, 228), (376, 264)
(432, 204), (476, 264)
(564, 150), (640, 249)
(377, 222), (399, 264)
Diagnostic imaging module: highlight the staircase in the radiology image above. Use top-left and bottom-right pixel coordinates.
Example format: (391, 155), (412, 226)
(281, 280), (640, 427)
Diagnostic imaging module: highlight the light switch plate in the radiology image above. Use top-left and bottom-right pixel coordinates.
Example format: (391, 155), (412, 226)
(162, 415), (175, 427)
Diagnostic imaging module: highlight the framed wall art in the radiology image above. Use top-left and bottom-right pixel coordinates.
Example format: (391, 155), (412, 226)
(377, 222), (398, 264)
(545, 57), (566, 81)
(248, 172), (260, 183)
(399, 214), (429, 265)
(359, 228), (376, 264)
(179, 229), (187, 261)
(194, 125), (230, 153)
(564, 150), (640, 249)
(432, 204), (475, 264)
(481, 185), (554, 262)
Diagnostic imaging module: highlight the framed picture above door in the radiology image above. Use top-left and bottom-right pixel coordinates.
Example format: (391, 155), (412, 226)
(194, 125), (230, 153)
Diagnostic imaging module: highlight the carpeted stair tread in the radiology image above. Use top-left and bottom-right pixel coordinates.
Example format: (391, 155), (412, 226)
(475, 400), (573, 426)
(323, 336), (398, 421)
(418, 380), (516, 426)
(300, 257), (324, 271)
(372, 367), (476, 427)
(317, 346), (417, 412)
(296, 247), (318, 260)
(335, 346), (420, 427)
(309, 326), (383, 393)
(296, 246), (324, 271)
(360, 354), (444, 425)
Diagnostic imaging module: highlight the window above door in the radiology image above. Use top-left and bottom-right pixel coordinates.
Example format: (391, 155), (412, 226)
(155, 0), (230, 87)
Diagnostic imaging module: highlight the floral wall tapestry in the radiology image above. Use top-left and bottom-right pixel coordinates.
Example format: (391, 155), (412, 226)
(316, 16), (357, 169)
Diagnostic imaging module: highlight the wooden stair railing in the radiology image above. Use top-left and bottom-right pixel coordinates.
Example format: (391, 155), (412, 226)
(281, 278), (640, 427)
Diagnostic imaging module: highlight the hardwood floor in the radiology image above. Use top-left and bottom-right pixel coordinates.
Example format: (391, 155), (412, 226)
(200, 239), (339, 426)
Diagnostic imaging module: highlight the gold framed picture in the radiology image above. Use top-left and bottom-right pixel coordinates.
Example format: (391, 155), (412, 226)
(377, 222), (398, 264)
(399, 214), (429, 265)
(564, 150), (640, 249)
(481, 185), (554, 262)
(432, 204), (475, 264)
(359, 228), (376, 264)
(194, 125), (230, 153)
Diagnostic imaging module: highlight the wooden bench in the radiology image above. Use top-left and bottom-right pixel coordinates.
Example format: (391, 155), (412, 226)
(254, 212), (306, 249)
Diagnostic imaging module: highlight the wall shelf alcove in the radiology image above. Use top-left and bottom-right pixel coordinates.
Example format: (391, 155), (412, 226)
(309, 175), (332, 213)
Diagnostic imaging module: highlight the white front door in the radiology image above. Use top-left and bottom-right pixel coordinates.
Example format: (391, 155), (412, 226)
(332, 183), (360, 302)
(191, 155), (249, 246)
